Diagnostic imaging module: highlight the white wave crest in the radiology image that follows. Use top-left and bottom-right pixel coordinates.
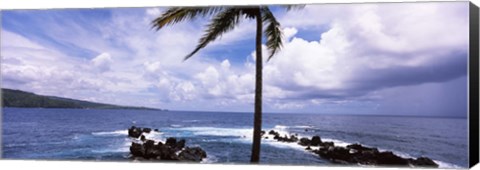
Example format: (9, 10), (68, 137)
(177, 127), (252, 138)
(142, 131), (165, 142)
(273, 125), (314, 130)
(435, 160), (464, 169)
(274, 125), (288, 129)
(91, 130), (127, 136)
(92, 147), (129, 153)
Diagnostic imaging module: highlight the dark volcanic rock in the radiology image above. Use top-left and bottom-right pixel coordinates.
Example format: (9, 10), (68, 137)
(175, 139), (186, 151)
(166, 137), (177, 147)
(144, 140), (158, 159)
(268, 130), (280, 136)
(178, 147), (207, 162)
(128, 127), (206, 162)
(290, 135), (299, 142)
(346, 143), (377, 153)
(261, 129), (438, 168)
(320, 141), (334, 148)
(311, 136), (322, 146)
(270, 133), (299, 143)
(375, 151), (410, 165)
(143, 128), (152, 133)
(298, 137), (311, 146)
(144, 140), (155, 148)
(130, 142), (145, 157)
(410, 157), (438, 167)
(320, 146), (351, 161)
(128, 126), (143, 138)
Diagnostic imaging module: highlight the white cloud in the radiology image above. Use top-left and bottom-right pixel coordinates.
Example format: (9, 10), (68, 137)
(1, 2), (469, 113)
(91, 52), (113, 72)
(283, 27), (298, 40)
(145, 8), (162, 17)
(260, 2), (468, 107)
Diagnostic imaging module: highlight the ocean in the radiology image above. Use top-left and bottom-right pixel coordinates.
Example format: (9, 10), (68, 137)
(1, 108), (468, 168)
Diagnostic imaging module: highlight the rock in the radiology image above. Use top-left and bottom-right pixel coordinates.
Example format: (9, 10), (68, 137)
(175, 139), (186, 151)
(143, 128), (152, 133)
(317, 146), (352, 163)
(260, 130), (266, 136)
(268, 130), (279, 136)
(320, 141), (334, 148)
(270, 133), (298, 143)
(128, 127), (206, 162)
(410, 157), (438, 167)
(130, 142), (145, 157)
(155, 144), (174, 160)
(311, 136), (322, 146)
(346, 143), (377, 153)
(375, 151), (409, 165)
(299, 137), (311, 146)
(154, 129), (159, 132)
(143, 140), (158, 159)
(128, 126), (143, 138)
(166, 137), (177, 147)
(290, 135), (299, 142)
(297, 135), (437, 168)
(178, 147), (207, 162)
(144, 140), (155, 148)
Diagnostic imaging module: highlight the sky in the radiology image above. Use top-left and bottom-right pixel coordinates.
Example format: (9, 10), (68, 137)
(0, 2), (470, 117)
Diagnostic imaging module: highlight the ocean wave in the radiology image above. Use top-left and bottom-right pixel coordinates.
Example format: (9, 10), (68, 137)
(112, 125), (464, 168)
(142, 131), (164, 142)
(91, 147), (129, 153)
(274, 125), (288, 129)
(170, 124), (183, 128)
(201, 155), (218, 164)
(182, 120), (200, 123)
(273, 125), (315, 130)
(434, 160), (464, 169)
(4, 141), (67, 147)
(91, 130), (127, 136)
(175, 127), (252, 138)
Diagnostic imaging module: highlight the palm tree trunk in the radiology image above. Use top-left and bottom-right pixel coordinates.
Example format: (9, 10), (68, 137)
(250, 8), (263, 163)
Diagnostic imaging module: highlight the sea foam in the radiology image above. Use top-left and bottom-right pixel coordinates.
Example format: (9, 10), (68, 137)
(91, 130), (127, 136)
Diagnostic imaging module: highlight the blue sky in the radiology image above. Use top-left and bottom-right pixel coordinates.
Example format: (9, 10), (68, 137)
(1, 2), (470, 117)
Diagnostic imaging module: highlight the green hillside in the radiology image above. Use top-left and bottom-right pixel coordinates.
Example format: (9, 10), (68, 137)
(1, 88), (160, 110)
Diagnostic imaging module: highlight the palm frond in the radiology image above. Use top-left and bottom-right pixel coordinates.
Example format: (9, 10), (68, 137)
(261, 7), (283, 61)
(184, 8), (242, 60)
(152, 7), (223, 30)
(283, 4), (306, 11)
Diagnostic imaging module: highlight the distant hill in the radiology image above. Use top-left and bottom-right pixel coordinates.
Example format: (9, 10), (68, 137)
(1, 88), (161, 110)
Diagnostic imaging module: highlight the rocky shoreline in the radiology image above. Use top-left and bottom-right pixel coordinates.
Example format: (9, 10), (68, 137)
(125, 126), (438, 167)
(264, 129), (438, 168)
(127, 126), (207, 162)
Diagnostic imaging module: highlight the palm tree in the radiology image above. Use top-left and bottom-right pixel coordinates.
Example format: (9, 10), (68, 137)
(152, 5), (297, 163)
